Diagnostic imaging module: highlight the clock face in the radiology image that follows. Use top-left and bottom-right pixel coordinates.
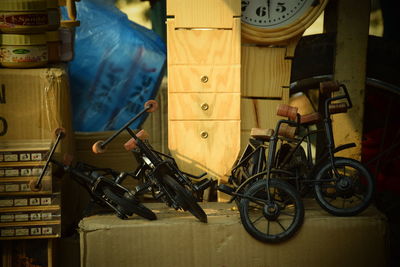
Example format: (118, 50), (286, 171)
(241, 0), (316, 29)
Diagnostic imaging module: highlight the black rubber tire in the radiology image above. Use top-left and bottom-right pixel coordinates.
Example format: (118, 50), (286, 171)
(162, 174), (208, 223)
(103, 186), (157, 220)
(239, 178), (304, 243)
(314, 157), (375, 216)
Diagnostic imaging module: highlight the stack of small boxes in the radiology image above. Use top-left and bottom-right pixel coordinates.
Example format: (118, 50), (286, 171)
(0, 141), (61, 239)
(0, 1), (80, 265)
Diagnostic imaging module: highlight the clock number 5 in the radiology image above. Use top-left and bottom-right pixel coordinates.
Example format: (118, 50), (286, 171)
(276, 2), (287, 13)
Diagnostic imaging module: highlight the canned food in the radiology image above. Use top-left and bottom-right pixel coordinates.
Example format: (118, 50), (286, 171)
(0, 33), (48, 68)
(0, 0), (48, 33)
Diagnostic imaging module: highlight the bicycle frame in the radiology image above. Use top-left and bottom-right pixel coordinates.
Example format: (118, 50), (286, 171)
(226, 82), (356, 196)
(92, 100), (211, 203)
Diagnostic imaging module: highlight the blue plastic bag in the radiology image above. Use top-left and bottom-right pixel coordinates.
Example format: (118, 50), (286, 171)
(67, 0), (166, 131)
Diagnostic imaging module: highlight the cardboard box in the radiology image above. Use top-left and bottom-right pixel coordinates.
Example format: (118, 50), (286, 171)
(79, 201), (387, 267)
(0, 66), (89, 235)
(0, 67), (74, 146)
(0, 176), (54, 196)
(0, 194), (61, 208)
(0, 223), (61, 239)
(0, 144), (49, 163)
(74, 130), (138, 173)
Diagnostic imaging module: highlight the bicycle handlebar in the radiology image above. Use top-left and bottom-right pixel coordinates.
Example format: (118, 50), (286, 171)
(324, 83), (352, 116)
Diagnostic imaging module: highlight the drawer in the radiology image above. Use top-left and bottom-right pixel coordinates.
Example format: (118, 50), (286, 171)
(168, 120), (240, 180)
(168, 65), (240, 93)
(167, 18), (240, 65)
(168, 93), (240, 120)
(167, 0), (240, 28)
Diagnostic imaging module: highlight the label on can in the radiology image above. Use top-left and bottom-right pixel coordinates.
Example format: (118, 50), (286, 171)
(0, 45), (47, 64)
(0, 13), (48, 28)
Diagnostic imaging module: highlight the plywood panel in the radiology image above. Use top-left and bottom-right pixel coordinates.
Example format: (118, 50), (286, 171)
(241, 45), (291, 98)
(169, 93), (240, 120)
(241, 97), (289, 132)
(168, 65), (240, 93)
(168, 120), (240, 182)
(167, 19), (241, 65)
(167, 0), (240, 28)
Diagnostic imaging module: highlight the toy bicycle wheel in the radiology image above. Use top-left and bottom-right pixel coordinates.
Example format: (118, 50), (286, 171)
(102, 186), (157, 220)
(314, 157), (375, 216)
(239, 178), (304, 243)
(162, 174), (208, 223)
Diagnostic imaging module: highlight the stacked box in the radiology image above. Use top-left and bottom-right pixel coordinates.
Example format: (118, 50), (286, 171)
(0, 143), (61, 240)
(0, 67), (83, 238)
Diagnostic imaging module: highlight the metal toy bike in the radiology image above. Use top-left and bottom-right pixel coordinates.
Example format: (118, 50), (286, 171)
(92, 100), (212, 223)
(36, 128), (157, 221)
(219, 80), (375, 243)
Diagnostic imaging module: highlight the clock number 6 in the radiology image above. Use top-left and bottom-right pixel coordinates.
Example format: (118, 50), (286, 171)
(256, 6), (267, 17)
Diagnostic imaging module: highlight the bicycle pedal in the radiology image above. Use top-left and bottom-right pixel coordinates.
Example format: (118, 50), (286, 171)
(153, 191), (164, 200)
(194, 179), (212, 192)
(217, 184), (235, 195)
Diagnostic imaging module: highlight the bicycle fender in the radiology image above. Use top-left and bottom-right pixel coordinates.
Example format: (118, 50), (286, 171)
(333, 143), (356, 154)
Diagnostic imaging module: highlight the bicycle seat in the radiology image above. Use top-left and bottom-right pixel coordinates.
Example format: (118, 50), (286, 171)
(276, 104), (298, 120)
(320, 80), (340, 95)
(278, 124), (297, 139)
(329, 103), (348, 114)
(124, 129), (149, 151)
(250, 128), (274, 141)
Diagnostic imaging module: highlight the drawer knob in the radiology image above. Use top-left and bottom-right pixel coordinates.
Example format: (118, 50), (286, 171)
(201, 103), (209, 111)
(200, 131), (208, 139)
(200, 75), (209, 83)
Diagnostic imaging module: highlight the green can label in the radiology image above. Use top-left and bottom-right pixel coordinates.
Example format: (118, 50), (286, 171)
(0, 45), (47, 63)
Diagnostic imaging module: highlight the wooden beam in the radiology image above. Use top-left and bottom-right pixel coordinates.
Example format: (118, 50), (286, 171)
(325, 0), (370, 160)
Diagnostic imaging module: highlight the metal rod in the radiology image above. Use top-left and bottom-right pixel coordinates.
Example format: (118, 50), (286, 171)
(100, 104), (151, 149)
(36, 132), (63, 188)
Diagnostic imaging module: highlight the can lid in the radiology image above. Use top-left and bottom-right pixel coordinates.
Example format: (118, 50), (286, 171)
(46, 0), (59, 9)
(46, 31), (60, 41)
(0, 0), (47, 11)
(1, 34), (47, 45)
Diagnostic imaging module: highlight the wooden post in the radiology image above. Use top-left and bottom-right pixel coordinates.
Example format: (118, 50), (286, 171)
(324, 0), (370, 160)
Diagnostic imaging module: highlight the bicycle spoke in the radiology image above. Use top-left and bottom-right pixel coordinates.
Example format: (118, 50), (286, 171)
(251, 214), (264, 225)
(249, 198), (267, 207)
(276, 219), (287, 232)
(267, 220), (270, 235)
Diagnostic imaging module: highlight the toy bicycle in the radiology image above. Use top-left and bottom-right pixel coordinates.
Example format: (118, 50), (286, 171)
(35, 128), (157, 221)
(92, 100), (212, 223)
(270, 81), (375, 216)
(218, 128), (304, 243)
(219, 80), (375, 242)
